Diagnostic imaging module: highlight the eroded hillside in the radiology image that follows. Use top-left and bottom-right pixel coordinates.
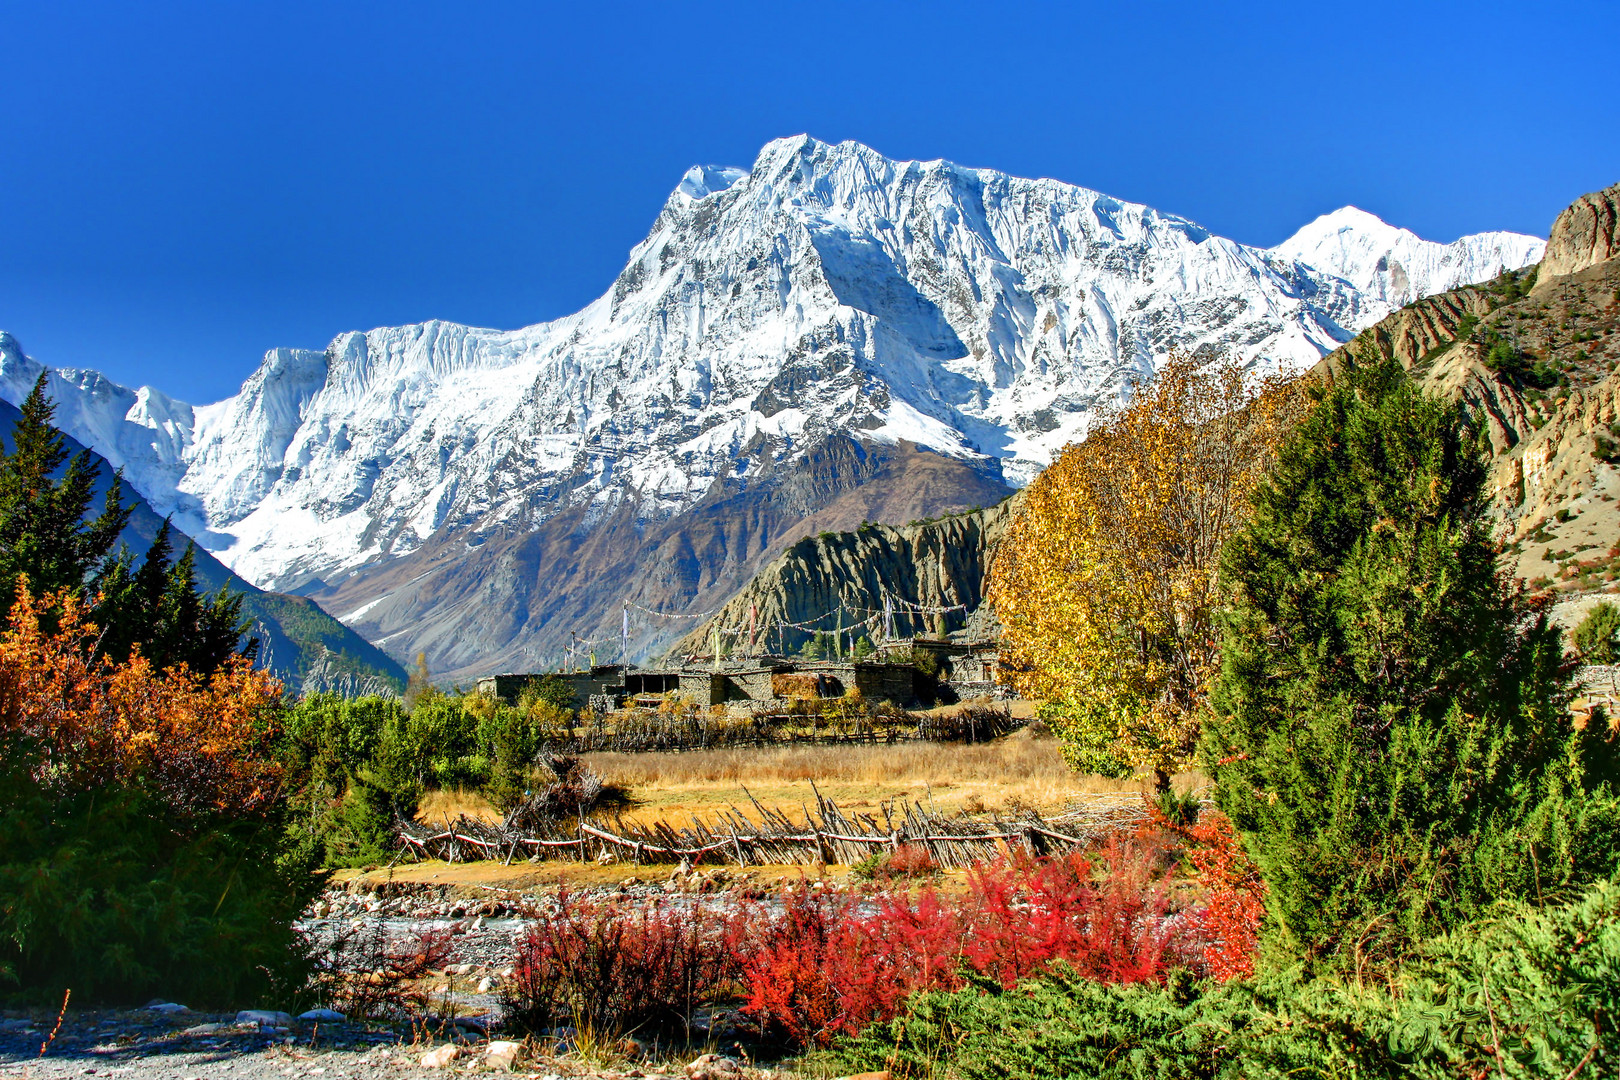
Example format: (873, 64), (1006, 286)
(1315, 181), (1620, 594)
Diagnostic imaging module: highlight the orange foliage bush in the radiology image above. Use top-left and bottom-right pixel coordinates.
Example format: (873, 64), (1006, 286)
(0, 584), (284, 819)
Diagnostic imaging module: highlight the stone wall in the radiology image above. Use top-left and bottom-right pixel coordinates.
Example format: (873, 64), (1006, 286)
(476, 667), (627, 709)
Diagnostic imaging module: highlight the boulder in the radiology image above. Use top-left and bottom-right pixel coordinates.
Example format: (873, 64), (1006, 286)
(298, 1008), (347, 1022)
(235, 1009), (293, 1028)
(484, 1040), (523, 1071)
(422, 1043), (461, 1068)
(686, 1054), (742, 1080)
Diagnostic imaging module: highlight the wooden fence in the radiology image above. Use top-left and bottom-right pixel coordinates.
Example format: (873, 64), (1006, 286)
(395, 788), (1149, 871)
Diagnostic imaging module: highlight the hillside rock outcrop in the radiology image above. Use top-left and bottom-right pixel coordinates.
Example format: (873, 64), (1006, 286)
(1539, 182), (1620, 281)
(671, 494), (1022, 658)
(1313, 180), (1620, 593)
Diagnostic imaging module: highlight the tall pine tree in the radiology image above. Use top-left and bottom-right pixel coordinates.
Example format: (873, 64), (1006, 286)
(0, 373), (130, 614)
(1206, 356), (1620, 968)
(96, 520), (256, 673)
(0, 373), (253, 674)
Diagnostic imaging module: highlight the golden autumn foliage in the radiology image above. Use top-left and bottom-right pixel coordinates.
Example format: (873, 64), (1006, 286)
(988, 355), (1301, 789)
(0, 582), (285, 820)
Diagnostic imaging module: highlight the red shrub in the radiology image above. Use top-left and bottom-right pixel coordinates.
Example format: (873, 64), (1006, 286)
(740, 882), (967, 1048)
(505, 891), (751, 1035)
(961, 841), (1191, 989)
(742, 837), (1205, 1048)
(1176, 811), (1265, 980)
(505, 818), (1261, 1053)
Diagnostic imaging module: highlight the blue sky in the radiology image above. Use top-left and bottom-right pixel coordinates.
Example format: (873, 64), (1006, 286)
(1, 0), (1615, 403)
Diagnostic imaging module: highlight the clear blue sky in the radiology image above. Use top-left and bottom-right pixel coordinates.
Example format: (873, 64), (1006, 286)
(1, 0), (1615, 404)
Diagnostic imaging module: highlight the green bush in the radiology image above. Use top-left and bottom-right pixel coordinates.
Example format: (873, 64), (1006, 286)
(828, 883), (1620, 1079)
(0, 745), (319, 1006)
(281, 689), (570, 863)
(1206, 357), (1620, 968)
(1573, 602), (1620, 663)
(281, 693), (423, 867)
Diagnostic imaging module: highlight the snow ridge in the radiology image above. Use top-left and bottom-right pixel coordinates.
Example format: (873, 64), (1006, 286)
(0, 137), (1546, 604)
(1272, 206), (1545, 322)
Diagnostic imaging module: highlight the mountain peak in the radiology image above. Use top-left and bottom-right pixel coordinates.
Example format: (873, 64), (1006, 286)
(675, 163), (748, 201)
(1271, 204), (1544, 317)
(0, 139), (1549, 679)
(1276, 206), (1410, 253)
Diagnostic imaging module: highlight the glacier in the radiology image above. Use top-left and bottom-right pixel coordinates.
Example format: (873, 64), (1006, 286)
(0, 136), (1546, 675)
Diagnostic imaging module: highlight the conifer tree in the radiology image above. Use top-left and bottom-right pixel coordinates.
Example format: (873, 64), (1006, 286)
(95, 521), (254, 674)
(1206, 357), (1620, 968)
(0, 375), (252, 675)
(0, 373), (130, 613)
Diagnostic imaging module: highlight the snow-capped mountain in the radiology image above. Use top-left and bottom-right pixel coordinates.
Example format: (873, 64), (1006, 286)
(0, 136), (1546, 677)
(1272, 206), (1544, 323)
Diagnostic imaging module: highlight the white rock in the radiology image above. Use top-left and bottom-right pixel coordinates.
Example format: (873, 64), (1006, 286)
(484, 1040), (523, 1071)
(298, 1008), (346, 1022)
(687, 1054), (742, 1080)
(476, 976), (497, 993)
(421, 1044), (461, 1069)
(234, 1010), (293, 1027)
(145, 1002), (189, 1015)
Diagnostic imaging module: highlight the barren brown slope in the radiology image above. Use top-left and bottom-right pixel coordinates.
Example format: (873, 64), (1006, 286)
(1313, 179), (1620, 594)
(308, 434), (1014, 682)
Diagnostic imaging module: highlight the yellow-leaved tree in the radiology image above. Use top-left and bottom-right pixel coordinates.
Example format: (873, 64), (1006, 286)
(989, 354), (1301, 791)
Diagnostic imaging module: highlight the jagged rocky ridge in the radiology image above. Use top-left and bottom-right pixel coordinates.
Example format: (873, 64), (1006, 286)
(670, 495), (1023, 659)
(0, 138), (1546, 678)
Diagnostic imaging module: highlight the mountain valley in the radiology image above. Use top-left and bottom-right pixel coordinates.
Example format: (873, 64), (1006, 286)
(0, 137), (1550, 679)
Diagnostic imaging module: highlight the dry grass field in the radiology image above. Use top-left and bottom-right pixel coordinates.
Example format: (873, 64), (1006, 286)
(417, 726), (1207, 830)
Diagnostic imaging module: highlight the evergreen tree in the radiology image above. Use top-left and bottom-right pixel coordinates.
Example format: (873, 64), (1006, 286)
(0, 376), (252, 675)
(96, 521), (255, 674)
(0, 373), (130, 613)
(1205, 357), (1620, 968)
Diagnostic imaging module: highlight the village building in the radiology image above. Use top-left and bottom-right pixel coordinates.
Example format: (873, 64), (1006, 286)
(477, 642), (1010, 711)
(477, 657), (925, 711)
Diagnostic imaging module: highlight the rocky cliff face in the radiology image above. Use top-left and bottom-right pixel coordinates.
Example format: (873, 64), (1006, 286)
(671, 494), (1022, 659)
(1540, 182), (1620, 280)
(0, 137), (1546, 679)
(1313, 180), (1620, 593)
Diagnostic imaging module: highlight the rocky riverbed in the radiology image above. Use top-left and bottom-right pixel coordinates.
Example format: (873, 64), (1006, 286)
(2, 869), (865, 1080)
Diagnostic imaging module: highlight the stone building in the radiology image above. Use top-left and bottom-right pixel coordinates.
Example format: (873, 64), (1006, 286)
(478, 659), (918, 710)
